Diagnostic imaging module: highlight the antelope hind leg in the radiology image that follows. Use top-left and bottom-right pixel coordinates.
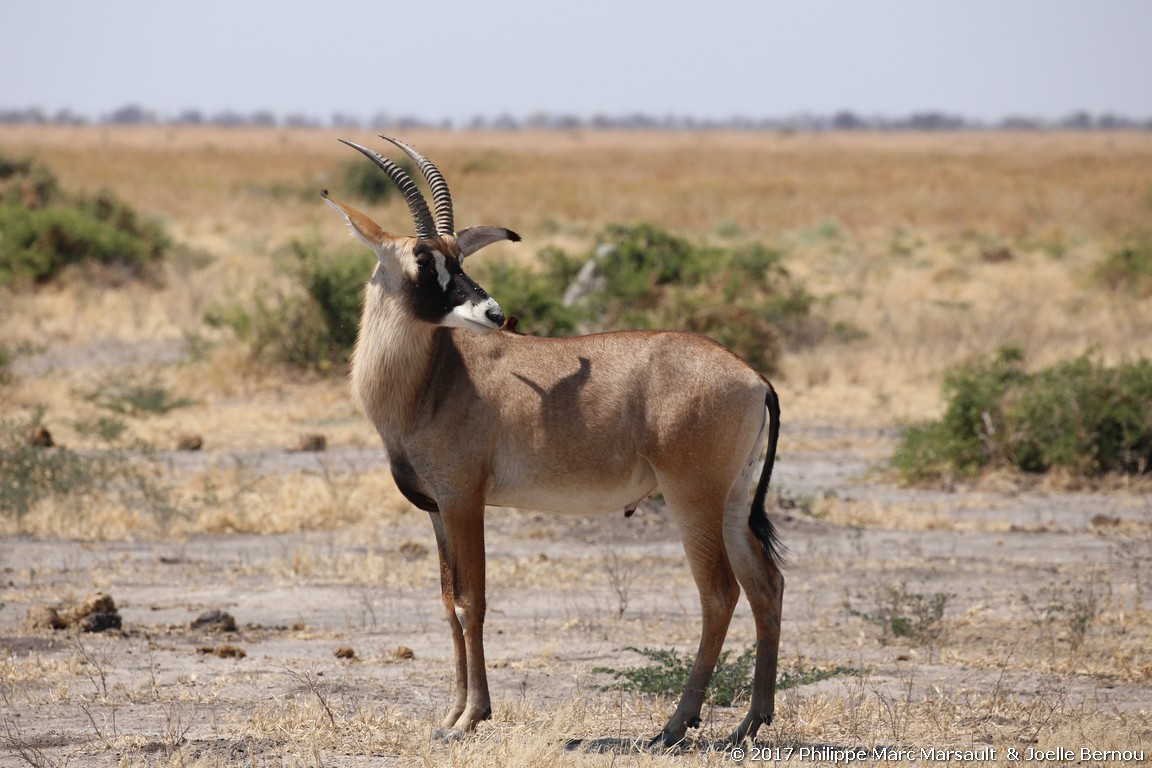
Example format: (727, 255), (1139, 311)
(722, 461), (785, 743)
(652, 490), (740, 747)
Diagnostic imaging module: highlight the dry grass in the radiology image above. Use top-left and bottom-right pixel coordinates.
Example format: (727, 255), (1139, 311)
(3, 500), (1150, 765)
(1, 627), (1146, 766)
(2, 126), (1151, 765)
(4, 126), (1151, 431)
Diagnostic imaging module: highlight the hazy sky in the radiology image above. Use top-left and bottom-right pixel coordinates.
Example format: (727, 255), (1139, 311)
(3, 0), (1150, 124)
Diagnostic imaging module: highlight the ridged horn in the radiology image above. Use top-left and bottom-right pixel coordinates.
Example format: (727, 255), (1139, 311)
(337, 139), (436, 240)
(380, 135), (455, 236)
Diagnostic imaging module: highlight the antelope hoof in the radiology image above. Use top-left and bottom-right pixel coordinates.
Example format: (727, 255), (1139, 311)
(441, 705), (491, 740)
(649, 727), (688, 751)
(727, 712), (772, 745)
(431, 726), (466, 743)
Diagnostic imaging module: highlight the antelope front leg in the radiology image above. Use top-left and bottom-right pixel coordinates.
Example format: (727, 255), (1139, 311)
(428, 512), (469, 736)
(435, 501), (492, 738)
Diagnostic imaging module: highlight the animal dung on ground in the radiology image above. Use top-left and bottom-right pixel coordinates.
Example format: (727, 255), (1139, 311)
(398, 540), (429, 560)
(24, 605), (66, 631)
(176, 434), (204, 451)
(190, 609), (238, 633)
(78, 612), (122, 633)
(334, 646), (356, 659)
(197, 644), (247, 659)
(292, 434), (327, 452)
(981, 245), (1014, 263)
(24, 591), (122, 633)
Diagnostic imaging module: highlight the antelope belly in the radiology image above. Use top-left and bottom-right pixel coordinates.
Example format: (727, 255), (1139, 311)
(487, 460), (658, 515)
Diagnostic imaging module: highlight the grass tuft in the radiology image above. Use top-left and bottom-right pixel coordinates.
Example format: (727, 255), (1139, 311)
(0, 409), (98, 521)
(591, 646), (861, 706)
(0, 408), (188, 532)
(846, 583), (953, 646)
(78, 374), (194, 416)
(0, 344), (12, 386)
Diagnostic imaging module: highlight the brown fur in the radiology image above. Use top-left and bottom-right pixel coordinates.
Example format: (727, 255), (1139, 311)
(325, 188), (784, 746)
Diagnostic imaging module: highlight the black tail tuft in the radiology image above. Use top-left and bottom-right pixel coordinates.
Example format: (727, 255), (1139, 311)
(749, 387), (788, 568)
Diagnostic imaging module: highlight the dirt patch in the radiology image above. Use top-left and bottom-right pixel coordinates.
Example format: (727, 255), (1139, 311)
(2, 127), (1150, 764)
(1, 426), (1148, 766)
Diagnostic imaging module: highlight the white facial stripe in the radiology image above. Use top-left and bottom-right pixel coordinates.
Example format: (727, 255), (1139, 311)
(443, 297), (503, 333)
(433, 251), (450, 291)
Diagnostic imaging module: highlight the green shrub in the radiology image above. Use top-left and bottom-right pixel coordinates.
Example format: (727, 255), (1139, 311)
(293, 239), (376, 353)
(0, 153), (59, 203)
(340, 156), (418, 205)
(0, 152), (169, 285)
(476, 223), (829, 375)
(207, 239), (374, 371)
(591, 646), (860, 706)
(477, 245), (584, 336)
(1095, 236), (1152, 297)
(893, 347), (1152, 482)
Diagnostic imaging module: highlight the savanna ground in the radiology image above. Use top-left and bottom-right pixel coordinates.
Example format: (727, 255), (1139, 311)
(1, 126), (1151, 766)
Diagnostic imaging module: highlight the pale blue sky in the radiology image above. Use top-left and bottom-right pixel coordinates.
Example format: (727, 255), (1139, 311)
(2, 0), (1150, 124)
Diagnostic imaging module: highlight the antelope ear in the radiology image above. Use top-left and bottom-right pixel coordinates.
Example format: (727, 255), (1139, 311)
(457, 226), (521, 259)
(322, 189), (391, 253)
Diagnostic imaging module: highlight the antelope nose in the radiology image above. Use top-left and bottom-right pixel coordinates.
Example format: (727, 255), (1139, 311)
(485, 305), (506, 328)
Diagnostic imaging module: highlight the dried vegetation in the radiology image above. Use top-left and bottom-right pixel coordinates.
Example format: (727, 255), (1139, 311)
(0, 126), (1150, 765)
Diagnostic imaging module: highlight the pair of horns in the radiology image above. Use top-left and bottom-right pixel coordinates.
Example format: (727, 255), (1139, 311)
(338, 136), (454, 240)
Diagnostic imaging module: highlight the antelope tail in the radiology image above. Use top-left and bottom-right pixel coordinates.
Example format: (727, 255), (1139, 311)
(749, 387), (787, 567)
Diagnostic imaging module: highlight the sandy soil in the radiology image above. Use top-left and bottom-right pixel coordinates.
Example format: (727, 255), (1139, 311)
(2, 425), (1148, 766)
(2, 127), (1150, 765)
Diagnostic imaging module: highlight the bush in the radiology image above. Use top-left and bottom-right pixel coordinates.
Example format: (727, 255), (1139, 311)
(0, 152), (169, 285)
(340, 156), (418, 205)
(1095, 236), (1152, 297)
(206, 239), (374, 371)
(475, 223), (831, 375)
(477, 245), (584, 336)
(224, 223), (834, 375)
(893, 346), (1152, 482)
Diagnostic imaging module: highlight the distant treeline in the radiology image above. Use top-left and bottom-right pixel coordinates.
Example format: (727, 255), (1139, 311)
(2, 105), (1150, 131)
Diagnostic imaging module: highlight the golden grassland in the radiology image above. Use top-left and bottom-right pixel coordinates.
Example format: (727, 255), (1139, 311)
(1, 127), (1151, 765)
(3, 125), (1151, 436)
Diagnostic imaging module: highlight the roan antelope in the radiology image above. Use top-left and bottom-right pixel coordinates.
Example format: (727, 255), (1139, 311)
(322, 137), (785, 747)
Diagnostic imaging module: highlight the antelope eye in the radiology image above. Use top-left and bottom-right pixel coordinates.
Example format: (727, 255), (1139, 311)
(415, 254), (434, 271)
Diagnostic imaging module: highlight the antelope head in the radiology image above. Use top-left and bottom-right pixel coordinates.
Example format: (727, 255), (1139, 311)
(322, 136), (520, 333)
